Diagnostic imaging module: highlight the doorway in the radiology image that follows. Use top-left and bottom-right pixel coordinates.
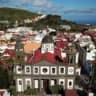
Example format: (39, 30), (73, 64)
(42, 79), (49, 89)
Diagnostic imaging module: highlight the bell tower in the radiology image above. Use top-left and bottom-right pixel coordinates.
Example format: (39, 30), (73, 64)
(41, 35), (54, 54)
(14, 37), (25, 64)
(66, 42), (77, 64)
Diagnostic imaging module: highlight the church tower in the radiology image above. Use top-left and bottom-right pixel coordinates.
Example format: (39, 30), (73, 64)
(41, 35), (54, 54)
(14, 37), (25, 64)
(66, 42), (77, 64)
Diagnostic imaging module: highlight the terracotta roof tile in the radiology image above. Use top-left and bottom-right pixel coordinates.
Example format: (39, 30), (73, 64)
(24, 42), (41, 54)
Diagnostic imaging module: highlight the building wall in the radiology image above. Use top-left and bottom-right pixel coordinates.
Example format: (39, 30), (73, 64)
(14, 61), (81, 92)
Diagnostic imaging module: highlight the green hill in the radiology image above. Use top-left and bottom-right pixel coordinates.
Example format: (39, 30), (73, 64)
(0, 7), (39, 21)
(33, 14), (82, 31)
(0, 7), (84, 31)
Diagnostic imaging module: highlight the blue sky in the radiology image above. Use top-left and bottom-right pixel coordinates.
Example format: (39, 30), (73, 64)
(0, 0), (96, 24)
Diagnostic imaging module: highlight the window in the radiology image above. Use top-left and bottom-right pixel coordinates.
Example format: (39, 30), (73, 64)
(25, 66), (31, 74)
(76, 68), (81, 76)
(68, 67), (74, 75)
(59, 66), (65, 75)
(19, 80), (22, 85)
(69, 81), (72, 86)
(25, 79), (31, 89)
(17, 55), (20, 59)
(26, 67), (30, 72)
(33, 66), (39, 75)
(50, 79), (57, 86)
(52, 68), (55, 73)
(41, 66), (49, 75)
(26, 80), (31, 89)
(35, 68), (38, 73)
(60, 81), (64, 85)
(34, 80), (39, 88)
(22, 56), (24, 59)
(18, 67), (22, 71)
(67, 79), (73, 89)
(59, 79), (65, 88)
(61, 68), (64, 73)
(51, 67), (57, 75)
(43, 68), (48, 73)
(16, 66), (22, 74)
(20, 49), (23, 51)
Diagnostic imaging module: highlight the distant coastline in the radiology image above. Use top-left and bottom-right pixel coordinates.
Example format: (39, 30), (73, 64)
(76, 20), (96, 25)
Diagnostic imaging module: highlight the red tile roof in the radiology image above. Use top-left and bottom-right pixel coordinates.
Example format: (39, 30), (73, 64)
(0, 90), (5, 95)
(26, 48), (63, 64)
(3, 49), (14, 58)
(55, 40), (68, 48)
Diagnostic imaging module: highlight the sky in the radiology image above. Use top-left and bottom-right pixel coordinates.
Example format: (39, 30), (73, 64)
(0, 0), (96, 24)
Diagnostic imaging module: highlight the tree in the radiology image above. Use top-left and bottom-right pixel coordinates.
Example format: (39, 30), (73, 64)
(0, 63), (9, 88)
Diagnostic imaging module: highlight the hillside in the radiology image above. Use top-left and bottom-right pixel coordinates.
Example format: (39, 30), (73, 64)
(0, 7), (85, 31)
(0, 7), (39, 21)
(33, 15), (83, 31)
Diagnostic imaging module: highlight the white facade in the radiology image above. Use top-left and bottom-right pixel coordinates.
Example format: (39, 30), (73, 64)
(15, 65), (81, 76)
(61, 52), (67, 59)
(88, 92), (94, 96)
(41, 43), (54, 53)
(14, 59), (80, 92)
(86, 48), (96, 61)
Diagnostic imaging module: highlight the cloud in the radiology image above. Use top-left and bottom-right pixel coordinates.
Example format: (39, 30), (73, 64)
(0, 0), (53, 7)
(19, 0), (53, 8)
(0, 0), (12, 3)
